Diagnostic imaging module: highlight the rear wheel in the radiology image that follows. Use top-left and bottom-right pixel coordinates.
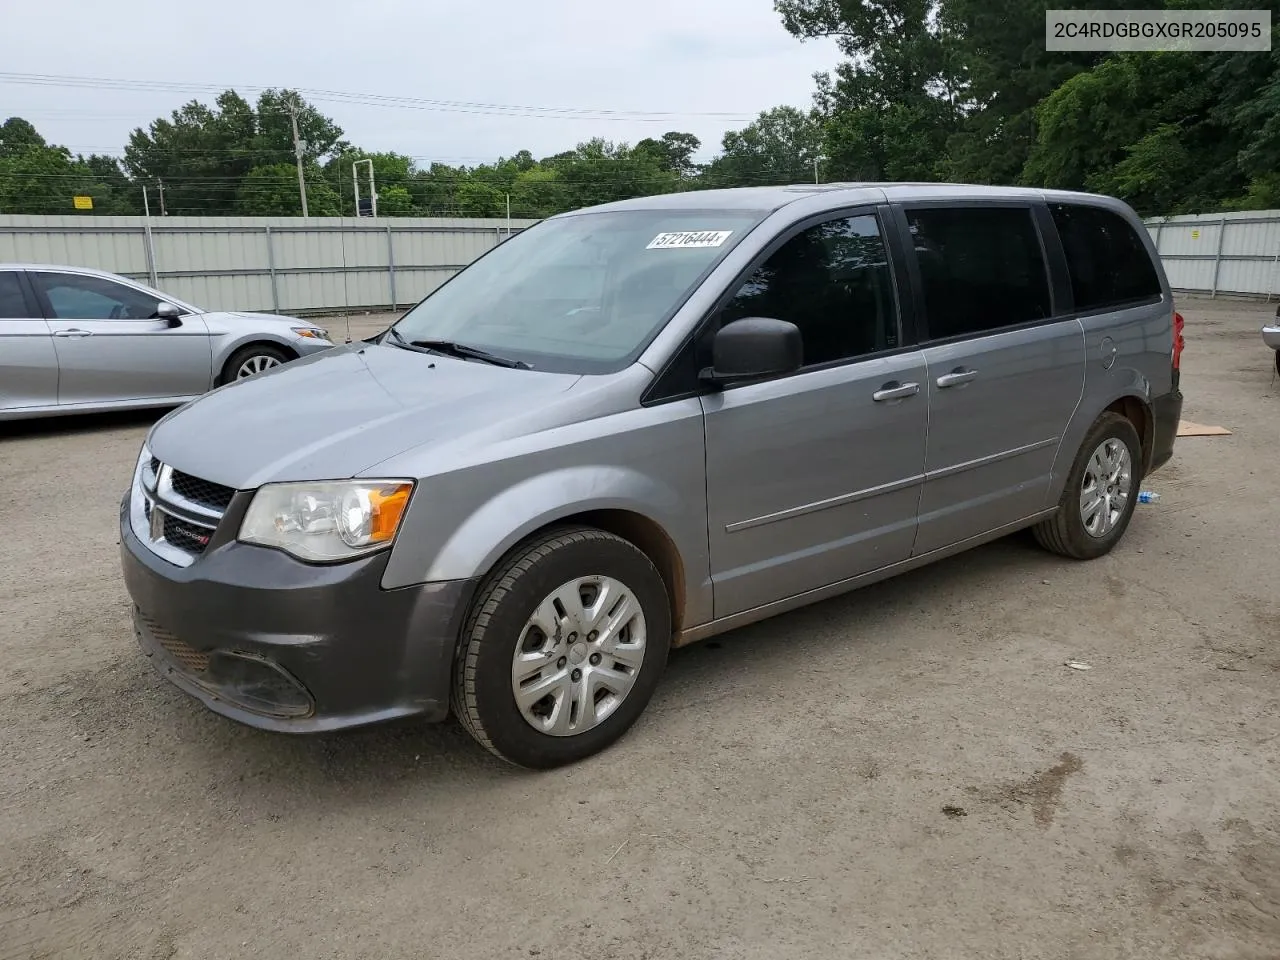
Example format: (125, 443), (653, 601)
(221, 343), (291, 384)
(452, 527), (671, 768)
(1034, 412), (1143, 560)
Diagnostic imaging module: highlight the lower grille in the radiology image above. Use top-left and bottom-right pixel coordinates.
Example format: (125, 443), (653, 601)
(140, 613), (210, 674)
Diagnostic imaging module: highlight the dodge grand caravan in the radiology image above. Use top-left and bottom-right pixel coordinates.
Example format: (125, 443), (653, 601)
(120, 184), (1183, 768)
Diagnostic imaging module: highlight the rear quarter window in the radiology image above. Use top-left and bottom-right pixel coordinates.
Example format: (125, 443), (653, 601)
(1049, 204), (1162, 311)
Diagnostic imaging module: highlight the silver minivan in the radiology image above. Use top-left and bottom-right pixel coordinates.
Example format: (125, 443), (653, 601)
(120, 184), (1183, 768)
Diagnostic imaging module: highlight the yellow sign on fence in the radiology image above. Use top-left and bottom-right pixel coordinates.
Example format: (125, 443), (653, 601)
(72, 195), (93, 210)
(1191, 228), (1200, 239)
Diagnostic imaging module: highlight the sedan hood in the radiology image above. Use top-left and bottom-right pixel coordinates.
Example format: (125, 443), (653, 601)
(147, 343), (581, 489)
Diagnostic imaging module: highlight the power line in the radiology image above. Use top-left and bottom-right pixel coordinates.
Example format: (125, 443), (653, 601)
(0, 71), (758, 122)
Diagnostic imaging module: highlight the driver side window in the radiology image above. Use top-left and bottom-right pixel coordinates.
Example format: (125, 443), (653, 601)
(717, 213), (900, 368)
(33, 272), (162, 321)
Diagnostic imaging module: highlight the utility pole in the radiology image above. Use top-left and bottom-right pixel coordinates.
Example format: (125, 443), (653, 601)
(814, 157), (821, 184)
(157, 179), (167, 215)
(288, 98), (309, 217)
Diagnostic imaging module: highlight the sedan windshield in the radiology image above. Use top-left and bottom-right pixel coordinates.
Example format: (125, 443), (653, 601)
(389, 209), (766, 373)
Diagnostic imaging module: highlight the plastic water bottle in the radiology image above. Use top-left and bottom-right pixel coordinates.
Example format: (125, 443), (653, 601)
(1137, 491), (1160, 504)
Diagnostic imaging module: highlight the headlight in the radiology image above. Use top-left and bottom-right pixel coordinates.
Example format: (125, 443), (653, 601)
(238, 480), (413, 562)
(292, 326), (329, 340)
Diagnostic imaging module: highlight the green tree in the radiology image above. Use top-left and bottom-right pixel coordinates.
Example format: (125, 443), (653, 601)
(509, 166), (570, 218)
(775, 0), (960, 181)
(938, 0), (1120, 183)
(542, 138), (679, 209)
(701, 106), (822, 187)
(0, 117), (139, 214)
(634, 132), (702, 178)
(125, 90), (346, 215)
(236, 163), (341, 216)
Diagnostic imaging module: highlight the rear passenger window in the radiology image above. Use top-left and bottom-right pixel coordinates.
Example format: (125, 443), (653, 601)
(906, 206), (1052, 340)
(1050, 204), (1161, 311)
(719, 213), (899, 367)
(0, 272), (28, 319)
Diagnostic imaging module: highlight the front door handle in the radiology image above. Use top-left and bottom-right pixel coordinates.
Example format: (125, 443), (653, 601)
(872, 381), (920, 402)
(936, 368), (978, 388)
(53, 328), (94, 339)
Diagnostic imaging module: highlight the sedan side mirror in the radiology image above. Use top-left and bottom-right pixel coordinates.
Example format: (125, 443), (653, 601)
(699, 316), (803, 388)
(155, 301), (182, 327)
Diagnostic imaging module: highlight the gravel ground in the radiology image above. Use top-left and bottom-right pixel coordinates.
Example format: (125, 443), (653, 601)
(1, 298), (1277, 960)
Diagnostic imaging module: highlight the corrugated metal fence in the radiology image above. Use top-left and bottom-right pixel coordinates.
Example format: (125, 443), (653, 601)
(0, 214), (538, 315)
(3, 208), (1278, 312)
(1144, 209), (1280, 300)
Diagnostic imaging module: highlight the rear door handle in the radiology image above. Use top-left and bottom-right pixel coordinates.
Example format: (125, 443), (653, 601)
(53, 328), (93, 339)
(936, 368), (978, 388)
(872, 381), (920, 402)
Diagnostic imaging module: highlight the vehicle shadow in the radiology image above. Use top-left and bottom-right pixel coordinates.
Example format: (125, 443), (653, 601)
(0, 408), (165, 441)
(158, 530), (1061, 805)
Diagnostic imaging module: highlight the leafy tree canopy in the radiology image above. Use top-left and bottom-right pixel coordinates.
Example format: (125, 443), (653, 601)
(4, 5), (1280, 220)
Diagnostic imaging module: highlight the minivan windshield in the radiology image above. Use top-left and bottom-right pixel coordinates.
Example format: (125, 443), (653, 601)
(388, 209), (766, 373)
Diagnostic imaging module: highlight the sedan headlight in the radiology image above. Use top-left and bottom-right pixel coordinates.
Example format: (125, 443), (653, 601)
(292, 326), (329, 340)
(239, 480), (413, 562)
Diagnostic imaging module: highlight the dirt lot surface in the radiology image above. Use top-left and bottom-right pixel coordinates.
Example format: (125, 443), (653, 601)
(2, 299), (1278, 960)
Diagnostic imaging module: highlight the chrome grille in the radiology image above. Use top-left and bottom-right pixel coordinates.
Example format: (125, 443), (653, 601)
(131, 453), (234, 567)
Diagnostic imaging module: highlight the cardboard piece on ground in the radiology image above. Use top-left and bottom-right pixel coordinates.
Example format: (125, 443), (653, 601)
(1177, 420), (1232, 437)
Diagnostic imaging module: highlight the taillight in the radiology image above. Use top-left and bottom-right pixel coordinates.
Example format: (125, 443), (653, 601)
(1172, 310), (1185, 371)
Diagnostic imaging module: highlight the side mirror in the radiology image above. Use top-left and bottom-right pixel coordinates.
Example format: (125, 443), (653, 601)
(155, 302), (182, 327)
(700, 317), (803, 387)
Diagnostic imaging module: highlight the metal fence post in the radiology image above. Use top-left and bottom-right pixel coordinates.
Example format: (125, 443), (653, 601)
(386, 223), (397, 311)
(1268, 245), (1280, 304)
(265, 224), (280, 312)
(1153, 220), (1164, 256)
(1210, 215), (1227, 298)
(141, 221), (159, 288)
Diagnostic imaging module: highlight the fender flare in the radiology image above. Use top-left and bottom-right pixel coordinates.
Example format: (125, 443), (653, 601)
(404, 465), (687, 587)
(1048, 379), (1154, 504)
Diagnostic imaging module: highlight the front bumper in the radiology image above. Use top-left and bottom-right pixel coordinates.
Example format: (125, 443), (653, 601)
(1149, 388), (1183, 475)
(120, 497), (477, 733)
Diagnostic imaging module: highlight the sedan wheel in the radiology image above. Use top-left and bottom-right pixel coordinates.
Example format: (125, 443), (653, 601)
(236, 354), (282, 379)
(220, 344), (291, 385)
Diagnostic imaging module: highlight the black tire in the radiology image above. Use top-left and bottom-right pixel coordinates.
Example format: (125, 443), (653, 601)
(219, 343), (291, 385)
(452, 526), (671, 769)
(1033, 412), (1143, 560)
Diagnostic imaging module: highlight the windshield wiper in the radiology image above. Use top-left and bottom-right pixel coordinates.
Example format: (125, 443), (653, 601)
(382, 327), (424, 352)
(408, 338), (531, 369)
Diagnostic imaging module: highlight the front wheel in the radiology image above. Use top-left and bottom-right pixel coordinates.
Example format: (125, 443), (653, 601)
(452, 527), (671, 768)
(221, 343), (290, 384)
(1034, 412), (1143, 560)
